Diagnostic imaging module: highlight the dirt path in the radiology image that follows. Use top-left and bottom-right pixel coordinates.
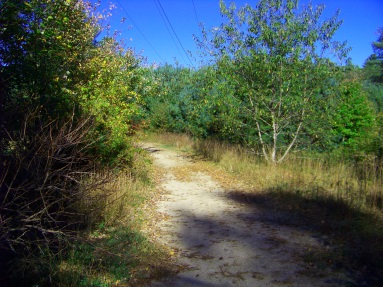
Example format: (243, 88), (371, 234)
(143, 143), (355, 287)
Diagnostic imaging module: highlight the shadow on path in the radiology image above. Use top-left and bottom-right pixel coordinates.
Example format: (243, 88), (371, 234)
(224, 189), (383, 287)
(153, 189), (364, 286)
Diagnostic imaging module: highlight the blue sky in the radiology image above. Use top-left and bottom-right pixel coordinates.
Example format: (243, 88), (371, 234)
(96, 0), (383, 67)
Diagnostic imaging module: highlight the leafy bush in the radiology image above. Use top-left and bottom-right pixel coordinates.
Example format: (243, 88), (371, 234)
(0, 0), (145, 284)
(78, 38), (143, 166)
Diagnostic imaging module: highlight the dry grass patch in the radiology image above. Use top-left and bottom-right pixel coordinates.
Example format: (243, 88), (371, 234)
(46, 147), (177, 287)
(143, 131), (195, 151)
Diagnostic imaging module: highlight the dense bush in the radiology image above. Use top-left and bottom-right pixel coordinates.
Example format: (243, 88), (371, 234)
(0, 0), (143, 284)
(0, 113), (103, 280)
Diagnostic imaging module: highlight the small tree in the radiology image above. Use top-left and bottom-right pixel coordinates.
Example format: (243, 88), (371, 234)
(197, 0), (350, 163)
(331, 80), (376, 150)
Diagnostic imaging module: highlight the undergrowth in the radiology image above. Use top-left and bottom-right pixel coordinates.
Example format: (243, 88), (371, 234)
(5, 146), (172, 287)
(52, 149), (173, 287)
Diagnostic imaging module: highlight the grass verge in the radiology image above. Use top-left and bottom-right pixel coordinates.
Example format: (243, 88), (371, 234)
(57, 149), (175, 287)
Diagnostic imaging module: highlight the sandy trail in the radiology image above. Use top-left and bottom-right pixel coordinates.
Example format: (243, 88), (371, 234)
(143, 143), (354, 287)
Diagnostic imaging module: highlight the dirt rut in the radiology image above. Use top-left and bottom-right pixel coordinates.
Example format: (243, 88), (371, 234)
(144, 143), (355, 287)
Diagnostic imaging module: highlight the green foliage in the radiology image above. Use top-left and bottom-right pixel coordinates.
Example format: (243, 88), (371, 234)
(1, 0), (143, 167)
(78, 38), (142, 165)
(364, 27), (383, 84)
(59, 228), (147, 286)
(142, 64), (246, 142)
(361, 28), (383, 160)
(142, 64), (201, 135)
(331, 81), (376, 152)
(0, 0), (97, 119)
(364, 81), (383, 112)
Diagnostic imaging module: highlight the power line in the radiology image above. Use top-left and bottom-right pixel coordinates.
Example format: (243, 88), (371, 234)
(152, 0), (187, 65)
(191, 0), (201, 31)
(115, 0), (165, 63)
(154, 0), (194, 67)
(191, 0), (203, 56)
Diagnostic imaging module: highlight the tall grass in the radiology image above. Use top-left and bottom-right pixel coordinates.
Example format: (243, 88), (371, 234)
(148, 132), (383, 213)
(219, 148), (383, 212)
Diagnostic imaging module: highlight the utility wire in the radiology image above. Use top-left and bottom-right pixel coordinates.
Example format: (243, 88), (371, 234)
(154, 0), (194, 67)
(191, 0), (203, 59)
(152, 0), (187, 65)
(191, 0), (201, 31)
(115, 0), (165, 63)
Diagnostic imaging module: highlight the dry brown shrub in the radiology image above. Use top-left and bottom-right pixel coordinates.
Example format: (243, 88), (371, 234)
(0, 110), (110, 280)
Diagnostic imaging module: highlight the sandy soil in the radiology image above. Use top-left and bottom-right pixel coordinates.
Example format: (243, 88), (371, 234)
(143, 143), (356, 287)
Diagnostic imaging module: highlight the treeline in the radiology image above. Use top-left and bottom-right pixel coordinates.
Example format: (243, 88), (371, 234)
(142, 62), (382, 160)
(0, 0), (146, 284)
(141, 0), (383, 163)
